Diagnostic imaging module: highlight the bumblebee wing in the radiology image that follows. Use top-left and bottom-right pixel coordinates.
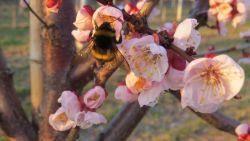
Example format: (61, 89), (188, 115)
(71, 41), (94, 65)
(98, 13), (117, 23)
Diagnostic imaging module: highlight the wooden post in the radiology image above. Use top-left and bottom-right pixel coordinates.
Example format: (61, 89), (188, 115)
(176, 0), (183, 21)
(29, 0), (43, 114)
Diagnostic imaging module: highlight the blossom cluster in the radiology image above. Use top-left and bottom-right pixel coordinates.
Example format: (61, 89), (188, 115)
(49, 86), (107, 131)
(208, 0), (249, 35)
(47, 0), (246, 132)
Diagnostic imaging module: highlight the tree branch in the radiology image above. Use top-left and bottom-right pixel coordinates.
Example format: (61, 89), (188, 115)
(0, 49), (37, 141)
(38, 0), (76, 140)
(169, 90), (240, 135)
(195, 43), (250, 57)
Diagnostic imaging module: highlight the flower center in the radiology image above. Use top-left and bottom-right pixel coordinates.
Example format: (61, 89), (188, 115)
(135, 78), (148, 90)
(201, 65), (221, 85)
(88, 93), (100, 102)
(55, 112), (68, 123)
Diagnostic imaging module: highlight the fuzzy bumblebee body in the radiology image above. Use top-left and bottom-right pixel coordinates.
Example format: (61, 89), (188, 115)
(89, 22), (121, 61)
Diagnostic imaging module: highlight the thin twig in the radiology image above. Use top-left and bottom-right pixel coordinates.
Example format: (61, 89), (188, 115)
(23, 0), (49, 28)
(195, 43), (250, 57)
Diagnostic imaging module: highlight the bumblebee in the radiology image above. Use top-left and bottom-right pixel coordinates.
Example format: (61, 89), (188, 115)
(86, 21), (122, 61)
(77, 12), (123, 61)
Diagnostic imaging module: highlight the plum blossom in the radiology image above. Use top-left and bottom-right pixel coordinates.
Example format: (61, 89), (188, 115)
(71, 29), (91, 43)
(138, 82), (165, 107)
(49, 107), (76, 131)
(73, 5), (94, 31)
(75, 111), (107, 129)
(158, 22), (177, 36)
(124, 3), (139, 15)
(125, 72), (152, 94)
(83, 86), (106, 109)
(72, 6), (94, 43)
(114, 72), (166, 107)
(114, 84), (138, 103)
(118, 35), (168, 82)
(208, 0), (248, 33)
(92, 5), (124, 39)
(236, 123), (250, 141)
(181, 55), (245, 113)
(173, 19), (201, 51)
(136, 0), (160, 21)
(49, 88), (107, 131)
(46, 0), (62, 13)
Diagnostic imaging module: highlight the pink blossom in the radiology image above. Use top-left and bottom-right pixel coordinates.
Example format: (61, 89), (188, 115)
(58, 91), (81, 121)
(173, 19), (201, 51)
(125, 72), (152, 94)
(75, 111), (107, 129)
(162, 67), (185, 91)
(118, 35), (168, 82)
(181, 55), (245, 113)
(49, 107), (76, 131)
(236, 123), (250, 141)
(74, 5), (94, 31)
(236, 123), (250, 135)
(124, 3), (139, 15)
(71, 29), (91, 43)
(138, 82), (165, 107)
(83, 86), (106, 109)
(232, 1), (248, 27)
(114, 84), (138, 103)
(158, 22), (177, 36)
(92, 5), (124, 40)
(46, 0), (62, 13)
(136, 0), (160, 21)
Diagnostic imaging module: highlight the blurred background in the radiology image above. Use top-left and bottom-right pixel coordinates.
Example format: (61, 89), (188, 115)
(0, 0), (250, 140)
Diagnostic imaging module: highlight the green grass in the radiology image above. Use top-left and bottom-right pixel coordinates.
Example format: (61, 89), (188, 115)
(1, 1), (250, 141)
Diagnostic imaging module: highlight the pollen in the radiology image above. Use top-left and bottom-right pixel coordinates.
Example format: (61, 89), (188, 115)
(200, 65), (222, 85)
(88, 93), (100, 102)
(55, 112), (68, 123)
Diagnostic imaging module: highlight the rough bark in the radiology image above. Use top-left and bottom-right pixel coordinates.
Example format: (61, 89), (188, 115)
(0, 49), (37, 141)
(38, 0), (76, 140)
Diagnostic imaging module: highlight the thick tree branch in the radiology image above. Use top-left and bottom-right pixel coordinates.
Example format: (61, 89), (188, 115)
(38, 0), (76, 140)
(0, 49), (37, 141)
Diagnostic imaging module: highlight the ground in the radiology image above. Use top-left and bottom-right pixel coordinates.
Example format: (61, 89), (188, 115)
(0, 1), (250, 141)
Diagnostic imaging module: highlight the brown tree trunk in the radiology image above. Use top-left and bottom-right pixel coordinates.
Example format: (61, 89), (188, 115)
(0, 49), (37, 141)
(38, 0), (76, 140)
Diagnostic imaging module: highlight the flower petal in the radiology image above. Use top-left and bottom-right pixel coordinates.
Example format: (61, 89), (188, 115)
(138, 83), (164, 107)
(173, 19), (201, 51)
(213, 55), (245, 100)
(58, 91), (81, 121)
(114, 85), (138, 103)
(49, 107), (75, 131)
